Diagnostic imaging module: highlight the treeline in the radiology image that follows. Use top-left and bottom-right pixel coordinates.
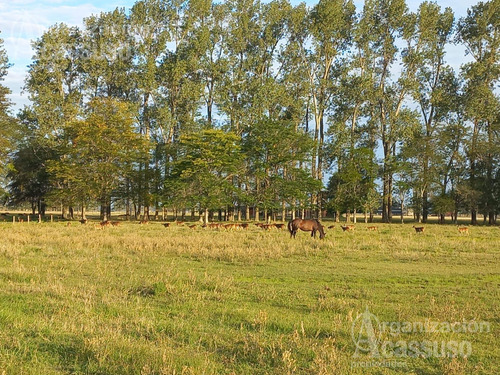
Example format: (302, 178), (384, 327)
(0, 0), (499, 224)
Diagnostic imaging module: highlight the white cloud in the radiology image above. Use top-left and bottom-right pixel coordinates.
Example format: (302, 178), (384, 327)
(1, 2), (107, 110)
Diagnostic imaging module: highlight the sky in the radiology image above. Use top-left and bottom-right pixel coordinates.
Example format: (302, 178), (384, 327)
(0, 0), (481, 112)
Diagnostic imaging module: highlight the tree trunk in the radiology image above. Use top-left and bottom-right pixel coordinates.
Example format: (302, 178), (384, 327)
(471, 209), (478, 226)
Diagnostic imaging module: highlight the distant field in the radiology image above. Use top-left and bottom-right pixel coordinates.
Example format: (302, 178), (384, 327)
(0, 220), (498, 374)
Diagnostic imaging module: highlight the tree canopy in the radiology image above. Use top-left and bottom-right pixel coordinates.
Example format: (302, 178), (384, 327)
(1, 0), (499, 224)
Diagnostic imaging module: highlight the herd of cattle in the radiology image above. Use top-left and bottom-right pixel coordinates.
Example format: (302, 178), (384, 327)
(71, 218), (472, 236)
(0, 213), (476, 236)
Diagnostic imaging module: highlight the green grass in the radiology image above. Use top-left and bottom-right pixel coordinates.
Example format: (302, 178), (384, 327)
(0, 221), (498, 374)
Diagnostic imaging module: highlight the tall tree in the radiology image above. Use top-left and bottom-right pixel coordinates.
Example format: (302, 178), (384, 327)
(0, 32), (14, 171)
(26, 24), (82, 139)
(24, 24), (83, 217)
(130, 0), (171, 219)
(358, 0), (421, 223)
(410, 2), (455, 222)
(456, 0), (500, 225)
(307, 0), (356, 218)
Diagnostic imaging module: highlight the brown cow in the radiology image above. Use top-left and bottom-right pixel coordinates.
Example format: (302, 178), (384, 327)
(413, 226), (425, 233)
(341, 225), (355, 232)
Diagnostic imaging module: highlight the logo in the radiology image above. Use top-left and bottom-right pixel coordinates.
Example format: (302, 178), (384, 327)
(349, 307), (486, 368)
(351, 307), (381, 357)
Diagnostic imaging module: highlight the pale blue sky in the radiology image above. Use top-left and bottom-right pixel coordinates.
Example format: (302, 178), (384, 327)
(1, 0), (480, 111)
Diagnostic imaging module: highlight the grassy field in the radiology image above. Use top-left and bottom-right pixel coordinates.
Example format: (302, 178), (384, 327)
(0, 219), (498, 374)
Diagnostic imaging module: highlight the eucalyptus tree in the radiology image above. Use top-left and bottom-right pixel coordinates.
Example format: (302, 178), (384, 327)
(357, 0), (425, 223)
(409, 2), (455, 222)
(307, 0), (356, 218)
(0, 32), (13, 171)
(24, 24), (83, 217)
(456, 0), (500, 225)
(157, 0), (208, 142)
(129, 0), (170, 218)
(82, 8), (135, 99)
(218, 0), (261, 134)
(435, 114), (469, 222)
(25, 24), (83, 141)
(248, 0), (297, 220)
(218, 0), (293, 220)
(196, 1), (229, 128)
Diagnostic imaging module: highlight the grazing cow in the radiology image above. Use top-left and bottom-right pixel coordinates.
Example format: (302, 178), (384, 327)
(341, 225), (355, 232)
(367, 226), (377, 231)
(413, 226), (425, 233)
(163, 223), (170, 228)
(458, 227), (469, 235)
(189, 224), (197, 229)
(273, 223), (286, 230)
(176, 221), (184, 226)
(288, 218), (325, 239)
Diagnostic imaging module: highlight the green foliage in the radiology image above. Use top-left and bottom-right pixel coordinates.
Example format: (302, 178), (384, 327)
(5, 0), (500, 224)
(167, 129), (243, 210)
(47, 98), (148, 206)
(0, 33), (14, 172)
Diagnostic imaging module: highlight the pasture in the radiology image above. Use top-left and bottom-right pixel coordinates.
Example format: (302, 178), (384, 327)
(0, 220), (498, 374)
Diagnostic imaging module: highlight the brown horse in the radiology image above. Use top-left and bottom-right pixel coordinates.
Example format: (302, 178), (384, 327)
(288, 219), (325, 239)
